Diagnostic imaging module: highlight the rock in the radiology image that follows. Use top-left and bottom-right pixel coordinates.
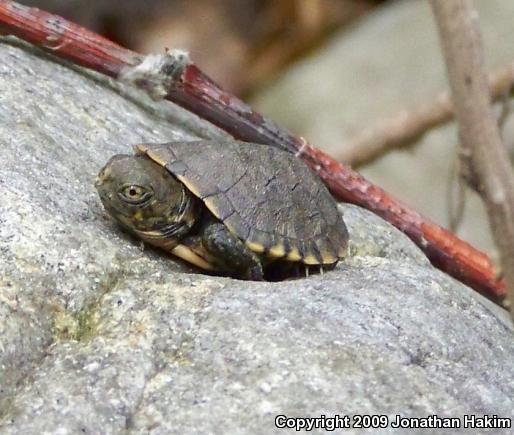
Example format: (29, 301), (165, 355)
(252, 0), (514, 254)
(0, 38), (513, 435)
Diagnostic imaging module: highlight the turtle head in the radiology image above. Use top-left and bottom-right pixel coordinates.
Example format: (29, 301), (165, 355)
(95, 154), (197, 244)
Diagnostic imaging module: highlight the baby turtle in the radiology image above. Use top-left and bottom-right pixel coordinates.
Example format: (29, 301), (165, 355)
(95, 140), (348, 280)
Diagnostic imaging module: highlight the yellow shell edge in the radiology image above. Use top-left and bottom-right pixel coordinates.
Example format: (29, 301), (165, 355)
(286, 248), (302, 262)
(202, 196), (221, 217)
(133, 143), (148, 155)
(268, 244), (286, 258)
(303, 254), (320, 265)
(246, 241), (266, 254)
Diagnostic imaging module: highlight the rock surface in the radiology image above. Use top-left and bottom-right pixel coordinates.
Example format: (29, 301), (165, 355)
(0, 39), (513, 435)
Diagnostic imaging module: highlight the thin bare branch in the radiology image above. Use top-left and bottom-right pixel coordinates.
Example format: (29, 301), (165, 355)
(431, 0), (514, 319)
(338, 61), (514, 167)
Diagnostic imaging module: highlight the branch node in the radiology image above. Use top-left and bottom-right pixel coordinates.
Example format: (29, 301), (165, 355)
(294, 137), (309, 158)
(120, 50), (191, 100)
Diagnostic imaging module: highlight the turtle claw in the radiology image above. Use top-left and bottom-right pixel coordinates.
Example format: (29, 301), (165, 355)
(248, 264), (264, 281)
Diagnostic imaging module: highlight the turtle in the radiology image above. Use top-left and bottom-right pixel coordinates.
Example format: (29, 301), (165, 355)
(95, 140), (349, 280)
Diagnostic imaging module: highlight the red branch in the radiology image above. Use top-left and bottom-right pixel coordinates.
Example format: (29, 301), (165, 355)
(0, 0), (506, 305)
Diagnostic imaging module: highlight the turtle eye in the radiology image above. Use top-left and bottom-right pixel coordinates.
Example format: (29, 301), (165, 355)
(118, 184), (153, 204)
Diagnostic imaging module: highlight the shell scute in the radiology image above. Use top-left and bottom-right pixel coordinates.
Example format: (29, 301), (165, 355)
(139, 141), (348, 265)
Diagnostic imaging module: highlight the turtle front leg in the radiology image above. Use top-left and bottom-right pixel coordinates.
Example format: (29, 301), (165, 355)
(201, 222), (264, 280)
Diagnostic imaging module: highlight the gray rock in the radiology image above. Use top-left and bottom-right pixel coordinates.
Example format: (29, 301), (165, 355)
(0, 38), (513, 435)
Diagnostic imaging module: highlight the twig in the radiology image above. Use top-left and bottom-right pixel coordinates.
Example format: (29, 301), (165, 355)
(446, 152), (466, 233)
(0, 0), (507, 305)
(431, 0), (514, 319)
(338, 61), (514, 167)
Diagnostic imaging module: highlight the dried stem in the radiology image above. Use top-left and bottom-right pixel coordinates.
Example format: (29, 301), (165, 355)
(338, 61), (514, 167)
(0, 0), (507, 305)
(431, 0), (514, 319)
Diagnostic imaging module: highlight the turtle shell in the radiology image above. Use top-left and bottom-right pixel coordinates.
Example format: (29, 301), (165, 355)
(135, 141), (348, 265)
